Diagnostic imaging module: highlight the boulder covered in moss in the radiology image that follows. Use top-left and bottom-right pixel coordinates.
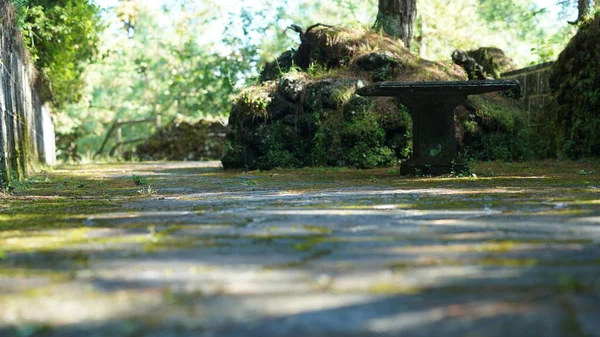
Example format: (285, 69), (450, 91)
(260, 50), (296, 82)
(548, 13), (600, 158)
(223, 25), (532, 170)
(452, 47), (515, 80)
(452, 49), (487, 80)
(457, 95), (537, 161)
(467, 47), (515, 78)
(135, 120), (227, 161)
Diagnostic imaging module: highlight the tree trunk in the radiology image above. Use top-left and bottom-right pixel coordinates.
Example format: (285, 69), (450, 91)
(373, 0), (417, 48)
(573, 0), (599, 24)
(577, 0), (590, 22)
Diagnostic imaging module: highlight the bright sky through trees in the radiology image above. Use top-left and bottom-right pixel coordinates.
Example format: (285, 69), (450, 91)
(93, 0), (575, 22)
(92, 0), (575, 62)
(47, 0), (579, 159)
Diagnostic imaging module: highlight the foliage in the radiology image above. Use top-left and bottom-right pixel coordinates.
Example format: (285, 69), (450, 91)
(341, 113), (396, 168)
(60, 3), (233, 156)
(59, 0), (294, 157)
(475, 0), (577, 63)
(22, 0), (580, 160)
(12, 0), (103, 107)
(460, 95), (541, 162)
(236, 88), (272, 118)
(131, 174), (147, 186)
(546, 12), (600, 159)
(133, 120), (227, 161)
(290, 0), (575, 66)
(137, 185), (157, 195)
(224, 25), (536, 171)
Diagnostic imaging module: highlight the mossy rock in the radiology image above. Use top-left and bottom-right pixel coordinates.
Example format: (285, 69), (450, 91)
(221, 145), (259, 170)
(135, 120), (227, 161)
(267, 92), (297, 121)
(467, 47), (515, 78)
(355, 52), (400, 71)
(233, 86), (274, 124)
(246, 123), (298, 154)
(223, 24), (534, 170)
(342, 95), (372, 122)
(304, 78), (365, 111)
(459, 94), (536, 161)
(279, 72), (308, 102)
(355, 52), (404, 82)
(371, 97), (411, 132)
(547, 13), (600, 159)
(295, 26), (404, 69)
(260, 50), (296, 82)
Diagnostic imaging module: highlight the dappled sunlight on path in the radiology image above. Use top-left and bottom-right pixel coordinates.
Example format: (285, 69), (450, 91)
(1, 160), (599, 336)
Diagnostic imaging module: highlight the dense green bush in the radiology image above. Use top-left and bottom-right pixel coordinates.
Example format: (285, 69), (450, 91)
(460, 95), (539, 161)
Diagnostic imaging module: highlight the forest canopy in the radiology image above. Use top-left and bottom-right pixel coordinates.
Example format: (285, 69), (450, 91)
(11, 0), (103, 107)
(8, 0), (589, 159)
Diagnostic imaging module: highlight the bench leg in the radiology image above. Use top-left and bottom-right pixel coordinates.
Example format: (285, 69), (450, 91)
(400, 95), (468, 176)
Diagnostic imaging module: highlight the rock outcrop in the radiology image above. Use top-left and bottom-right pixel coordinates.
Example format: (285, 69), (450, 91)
(548, 12), (600, 158)
(135, 120), (227, 161)
(223, 25), (532, 170)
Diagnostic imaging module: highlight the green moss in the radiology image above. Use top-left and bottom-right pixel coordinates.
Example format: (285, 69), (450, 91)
(342, 113), (385, 145)
(347, 144), (395, 169)
(312, 109), (346, 166)
(292, 237), (328, 252)
(329, 81), (357, 108)
(478, 241), (517, 253)
(367, 282), (421, 294)
(0, 267), (70, 282)
(235, 86), (273, 119)
(307, 62), (332, 78)
(301, 225), (333, 234)
(547, 13), (600, 159)
(478, 257), (539, 267)
(462, 95), (538, 161)
(343, 113), (396, 169)
(0, 199), (122, 231)
(266, 249), (332, 269)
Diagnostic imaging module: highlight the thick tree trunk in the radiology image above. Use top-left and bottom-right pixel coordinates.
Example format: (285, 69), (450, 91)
(373, 0), (417, 47)
(577, 0), (590, 22)
(573, 0), (598, 24)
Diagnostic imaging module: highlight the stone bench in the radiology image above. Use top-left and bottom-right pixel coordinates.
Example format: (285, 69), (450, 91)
(356, 80), (520, 175)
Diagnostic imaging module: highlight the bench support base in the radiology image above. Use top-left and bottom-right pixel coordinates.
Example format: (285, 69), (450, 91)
(400, 94), (467, 176)
(355, 81), (519, 176)
(399, 159), (469, 176)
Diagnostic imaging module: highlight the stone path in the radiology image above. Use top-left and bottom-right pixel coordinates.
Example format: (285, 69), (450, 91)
(1, 161), (599, 336)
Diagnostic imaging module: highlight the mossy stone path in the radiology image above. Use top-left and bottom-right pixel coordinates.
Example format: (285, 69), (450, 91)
(1, 161), (600, 336)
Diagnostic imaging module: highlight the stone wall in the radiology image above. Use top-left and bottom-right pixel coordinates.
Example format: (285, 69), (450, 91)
(501, 61), (554, 118)
(0, 2), (56, 188)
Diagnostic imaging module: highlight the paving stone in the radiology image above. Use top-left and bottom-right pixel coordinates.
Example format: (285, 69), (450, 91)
(1, 161), (599, 336)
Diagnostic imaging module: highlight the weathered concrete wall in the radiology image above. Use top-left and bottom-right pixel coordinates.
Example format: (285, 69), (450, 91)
(0, 3), (56, 189)
(501, 62), (554, 117)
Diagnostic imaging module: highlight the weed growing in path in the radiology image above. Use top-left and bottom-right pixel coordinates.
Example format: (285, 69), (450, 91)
(137, 185), (157, 195)
(132, 174), (148, 186)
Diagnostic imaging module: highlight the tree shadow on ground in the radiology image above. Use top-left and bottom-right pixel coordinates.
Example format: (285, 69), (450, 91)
(1, 161), (599, 336)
